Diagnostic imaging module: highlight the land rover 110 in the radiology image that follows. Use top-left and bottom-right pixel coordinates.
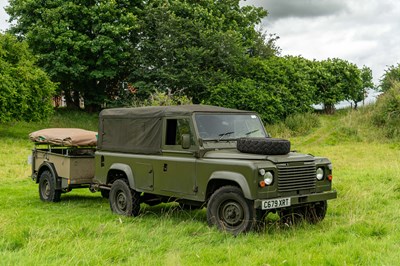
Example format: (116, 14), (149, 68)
(30, 105), (336, 234)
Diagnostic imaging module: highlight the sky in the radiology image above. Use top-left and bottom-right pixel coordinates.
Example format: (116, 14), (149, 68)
(0, 0), (8, 32)
(1, 0), (399, 85)
(245, 0), (400, 84)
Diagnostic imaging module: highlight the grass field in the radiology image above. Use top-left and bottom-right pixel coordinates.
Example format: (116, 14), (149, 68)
(1, 108), (400, 265)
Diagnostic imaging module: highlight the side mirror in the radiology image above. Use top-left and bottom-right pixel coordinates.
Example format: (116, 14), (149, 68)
(181, 134), (191, 149)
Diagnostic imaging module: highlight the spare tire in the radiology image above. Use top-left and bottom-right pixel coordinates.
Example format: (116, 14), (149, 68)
(237, 137), (291, 155)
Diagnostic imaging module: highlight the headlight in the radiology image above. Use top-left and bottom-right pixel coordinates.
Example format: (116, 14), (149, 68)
(258, 169), (274, 187)
(264, 171), (274, 185)
(316, 167), (324, 180)
(259, 169), (266, 176)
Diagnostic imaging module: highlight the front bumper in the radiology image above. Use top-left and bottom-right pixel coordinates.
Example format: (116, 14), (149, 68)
(254, 190), (337, 210)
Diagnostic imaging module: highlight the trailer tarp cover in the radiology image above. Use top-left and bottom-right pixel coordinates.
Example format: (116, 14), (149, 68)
(29, 128), (97, 147)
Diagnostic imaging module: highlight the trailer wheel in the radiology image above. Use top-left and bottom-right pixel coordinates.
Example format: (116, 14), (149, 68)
(109, 179), (140, 216)
(207, 186), (256, 235)
(39, 170), (61, 202)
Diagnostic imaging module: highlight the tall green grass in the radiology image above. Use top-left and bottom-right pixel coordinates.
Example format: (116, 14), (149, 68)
(267, 112), (320, 138)
(1, 107), (400, 265)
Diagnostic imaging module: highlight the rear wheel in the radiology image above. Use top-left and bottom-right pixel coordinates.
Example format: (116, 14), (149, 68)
(109, 179), (140, 216)
(305, 201), (327, 224)
(280, 201), (327, 225)
(279, 207), (305, 225)
(207, 186), (256, 235)
(38, 170), (61, 202)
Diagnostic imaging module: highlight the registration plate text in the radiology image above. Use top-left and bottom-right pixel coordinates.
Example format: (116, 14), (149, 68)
(262, 197), (291, 210)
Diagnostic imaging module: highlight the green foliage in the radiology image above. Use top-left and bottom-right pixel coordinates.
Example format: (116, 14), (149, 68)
(380, 64), (400, 92)
(372, 82), (400, 139)
(7, 0), (142, 110)
(345, 65), (374, 109)
(145, 90), (193, 106)
(206, 55), (371, 121)
(205, 56), (316, 123)
(129, 0), (274, 102)
(0, 33), (55, 123)
(7, 0), (275, 108)
(204, 78), (283, 123)
(106, 88), (192, 108)
(257, 56), (317, 117)
(312, 58), (368, 113)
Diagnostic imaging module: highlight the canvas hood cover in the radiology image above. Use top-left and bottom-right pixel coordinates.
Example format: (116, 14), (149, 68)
(29, 128), (97, 147)
(98, 105), (253, 154)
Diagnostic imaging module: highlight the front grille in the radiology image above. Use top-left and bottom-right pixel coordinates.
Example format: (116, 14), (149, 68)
(277, 162), (316, 193)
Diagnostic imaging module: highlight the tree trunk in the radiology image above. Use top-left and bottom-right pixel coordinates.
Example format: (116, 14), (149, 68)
(64, 89), (81, 109)
(323, 103), (335, 114)
(82, 80), (104, 112)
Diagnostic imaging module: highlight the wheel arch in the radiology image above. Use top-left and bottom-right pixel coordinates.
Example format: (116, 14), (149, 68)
(107, 163), (135, 189)
(37, 162), (58, 184)
(206, 171), (252, 201)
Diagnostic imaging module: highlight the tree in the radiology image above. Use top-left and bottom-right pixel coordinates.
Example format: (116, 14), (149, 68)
(205, 56), (317, 123)
(0, 33), (55, 122)
(7, 0), (142, 110)
(204, 78), (284, 123)
(357, 66), (374, 108)
(257, 56), (317, 118)
(129, 0), (275, 102)
(7, 0), (276, 108)
(380, 64), (400, 92)
(311, 58), (369, 114)
(342, 65), (373, 110)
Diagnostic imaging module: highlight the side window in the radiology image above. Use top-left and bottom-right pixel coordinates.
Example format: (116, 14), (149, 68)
(165, 118), (193, 145)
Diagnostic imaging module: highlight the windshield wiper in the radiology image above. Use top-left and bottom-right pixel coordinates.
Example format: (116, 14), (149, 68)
(245, 129), (260, 136)
(218, 131), (234, 141)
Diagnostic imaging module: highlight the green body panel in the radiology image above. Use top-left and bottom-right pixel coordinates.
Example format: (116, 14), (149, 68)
(94, 105), (336, 208)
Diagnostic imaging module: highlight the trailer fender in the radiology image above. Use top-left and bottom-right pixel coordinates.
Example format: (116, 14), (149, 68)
(37, 162), (61, 190)
(109, 163), (135, 189)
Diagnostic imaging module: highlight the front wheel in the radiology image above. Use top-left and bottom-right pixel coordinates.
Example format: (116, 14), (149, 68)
(109, 179), (140, 216)
(207, 186), (256, 235)
(38, 170), (61, 202)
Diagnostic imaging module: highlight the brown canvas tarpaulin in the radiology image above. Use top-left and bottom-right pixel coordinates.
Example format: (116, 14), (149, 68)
(29, 128), (97, 147)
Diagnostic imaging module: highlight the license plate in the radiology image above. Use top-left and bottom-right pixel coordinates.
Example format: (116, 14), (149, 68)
(262, 197), (291, 210)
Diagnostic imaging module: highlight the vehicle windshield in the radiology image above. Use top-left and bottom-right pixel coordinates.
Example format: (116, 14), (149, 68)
(194, 113), (267, 140)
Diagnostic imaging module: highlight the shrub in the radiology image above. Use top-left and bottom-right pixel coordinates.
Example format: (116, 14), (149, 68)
(0, 33), (55, 122)
(204, 78), (284, 123)
(372, 82), (400, 139)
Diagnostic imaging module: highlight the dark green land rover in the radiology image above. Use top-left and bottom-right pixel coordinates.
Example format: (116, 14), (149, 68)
(93, 105), (337, 234)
